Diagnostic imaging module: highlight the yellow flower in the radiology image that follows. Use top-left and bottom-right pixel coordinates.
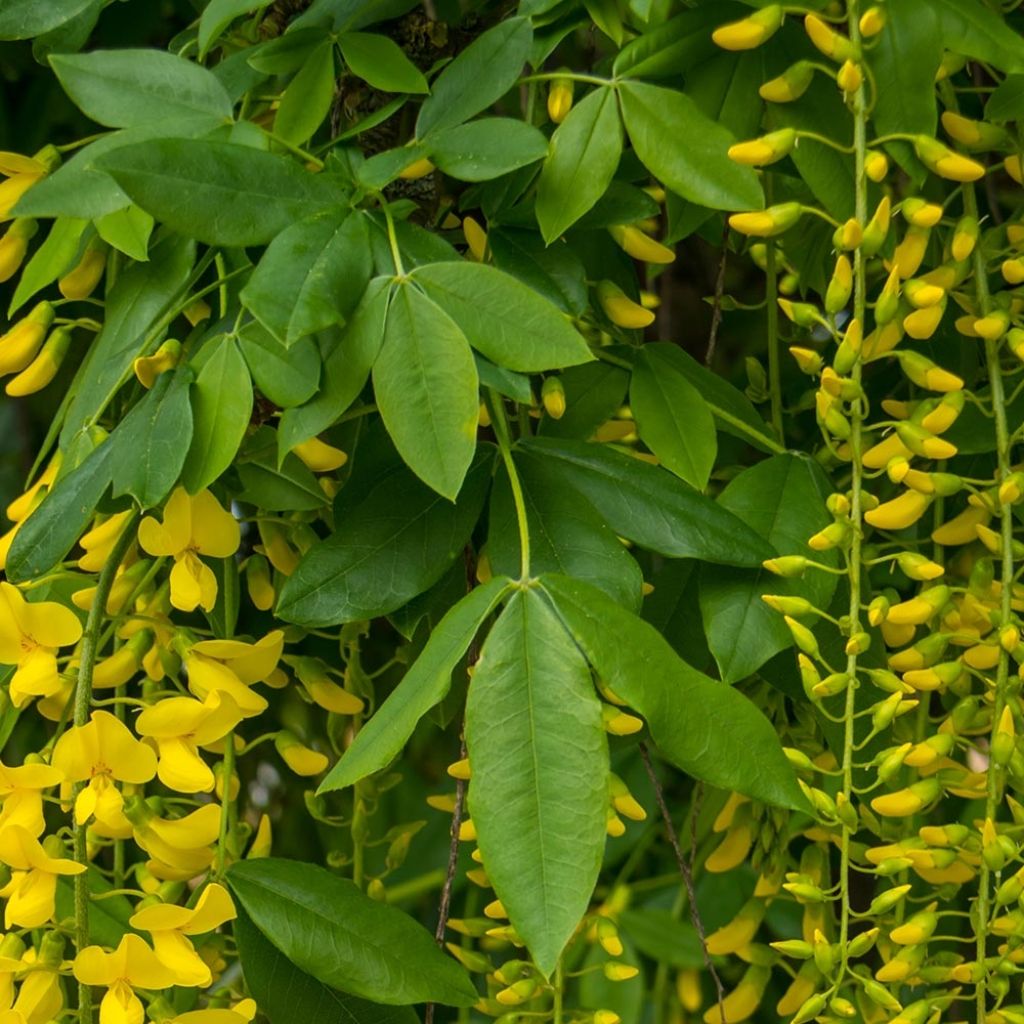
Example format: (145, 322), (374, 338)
(759, 61), (814, 103)
(712, 5), (783, 51)
(11, 955), (63, 1023)
(596, 280), (654, 328)
(51, 710), (157, 828)
(133, 338), (182, 389)
(136, 691), (243, 793)
(608, 224), (674, 264)
(129, 883), (236, 987)
(275, 731), (329, 776)
(0, 826), (84, 928)
(0, 582), (82, 709)
(291, 436), (347, 473)
(181, 633), (282, 719)
(73, 934), (177, 1024)
(77, 511), (134, 573)
(128, 802), (221, 882)
(0, 760), (63, 836)
(547, 78), (573, 123)
(137, 488), (240, 612)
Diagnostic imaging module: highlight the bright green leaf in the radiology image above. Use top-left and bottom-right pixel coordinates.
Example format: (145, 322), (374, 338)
(466, 588), (608, 976)
(429, 118), (548, 181)
(338, 32), (428, 93)
(275, 40), (336, 146)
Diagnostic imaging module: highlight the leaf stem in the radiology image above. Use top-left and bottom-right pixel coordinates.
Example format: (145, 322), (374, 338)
(72, 509), (140, 1024)
(379, 197), (406, 278)
(486, 388), (531, 581)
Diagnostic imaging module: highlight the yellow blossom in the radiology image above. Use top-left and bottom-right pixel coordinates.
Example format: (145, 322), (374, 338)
(137, 488), (240, 612)
(129, 883), (236, 987)
(0, 582), (82, 709)
(135, 691), (243, 793)
(0, 760), (63, 836)
(52, 710), (157, 828)
(73, 934), (177, 1024)
(0, 826), (84, 928)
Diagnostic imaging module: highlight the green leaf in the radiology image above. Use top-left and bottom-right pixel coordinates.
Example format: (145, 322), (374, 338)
(277, 278), (391, 454)
(618, 80), (762, 211)
(987, 74), (1024, 122)
(109, 366), (193, 508)
(95, 140), (342, 246)
(416, 17), (532, 137)
(236, 429), (327, 512)
(14, 121), (224, 222)
(277, 447), (492, 627)
(234, 906), (419, 1024)
(518, 437), (773, 567)
(275, 40), (336, 146)
(242, 209), (372, 346)
(538, 361), (629, 440)
(183, 336), (253, 493)
(869, 0), (940, 144)
(687, 49), (766, 140)
(428, 118), (548, 182)
(0, 0), (95, 39)
(96, 205), (154, 262)
(488, 453), (642, 610)
(466, 588), (608, 976)
(489, 228), (588, 317)
(61, 233), (196, 448)
(630, 344), (717, 489)
(318, 576), (512, 792)
(50, 49), (233, 127)
(372, 282), (479, 500)
(6, 442), (114, 582)
(292, 0), (418, 33)
(238, 322), (321, 408)
(541, 574), (808, 811)
(613, 4), (735, 78)
(618, 909), (704, 969)
(199, 0), (273, 58)
(648, 344), (777, 453)
(338, 32), (428, 93)
(535, 87), (622, 243)
(9, 217), (87, 317)
(412, 261), (593, 373)
(698, 454), (837, 684)
(933, 0), (1024, 72)
(227, 859), (477, 1006)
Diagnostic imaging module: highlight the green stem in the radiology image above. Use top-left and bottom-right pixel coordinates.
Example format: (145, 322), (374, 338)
(552, 959), (564, 1024)
(72, 510), (140, 1024)
(764, 174), (785, 443)
(518, 72), (611, 87)
(837, 0), (868, 991)
(964, 177), (1012, 1024)
(486, 389), (531, 580)
(215, 731), (236, 878)
(379, 198), (406, 277)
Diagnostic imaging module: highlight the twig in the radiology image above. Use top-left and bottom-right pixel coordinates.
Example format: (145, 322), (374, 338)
(639, 743), (727, 1023)
(705, 220), (730, 366)
(424, 736), (467, 1024)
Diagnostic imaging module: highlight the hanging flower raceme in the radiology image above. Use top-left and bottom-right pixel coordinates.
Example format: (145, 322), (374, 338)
(125, 801), (222, 881)
(0, 825), (84, 928)
(137, 488), (240, 612)
(129, 883), (236, 987)
(0, 582), (82, 709)
(73, 933), (178, 1024)
(51, 710), (157, 831)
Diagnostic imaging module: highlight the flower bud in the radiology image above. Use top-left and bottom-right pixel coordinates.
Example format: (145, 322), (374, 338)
(541, 375), (567, 419)
(759, 60), (814, 103)
(609, 223), (674, 264)
(871, 778), (942, 818)
(712, 5), (784, 50)
(729, 202), (802, 238)
(6, 324), (71, 397)
(913, 136), (985, 182)
(597, 280), (654, 329)
(547, 76), (574, 123)
(728, 128), (796, 166)
(952, 215), (979, 261)
(941, 111), (1010, 151)
(804, 14), (856, 61)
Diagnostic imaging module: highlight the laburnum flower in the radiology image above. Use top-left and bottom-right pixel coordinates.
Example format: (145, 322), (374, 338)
(77, 510), (134, 572)
(51, 711), (157, 831)
(127, 801), (221, 882)
(137, 488), (240, 612)
(0, 933), (24, 1009)
(129, 883), (236, 986)
(73, 934), (177, 1024)
(135, 691), (243, 793)
(0, 759), (63, 836)
(0, 582), (82, 709)
(118, 590), (176, 682)
(11, 944), (64, 1024)
(181, 635), (282, 719)
(167, 1002), (256, 1024)
(0, 825), (84, 928)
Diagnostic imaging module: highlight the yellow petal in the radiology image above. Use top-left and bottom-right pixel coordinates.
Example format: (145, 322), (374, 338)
(9, 647), (61, 702)
(4, 870), (57, 929)
(92, 710), (157, 784)
(0, 584), (29, 663)
(99, 980), (143, 1024)
(155, 738), (215, 794)
(190, 490), (240, 557)
(147, 803), (222, 849)
(149, 930), (211, 987)
(184, 882), (236, 934)
(169, 555), (205, 613)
